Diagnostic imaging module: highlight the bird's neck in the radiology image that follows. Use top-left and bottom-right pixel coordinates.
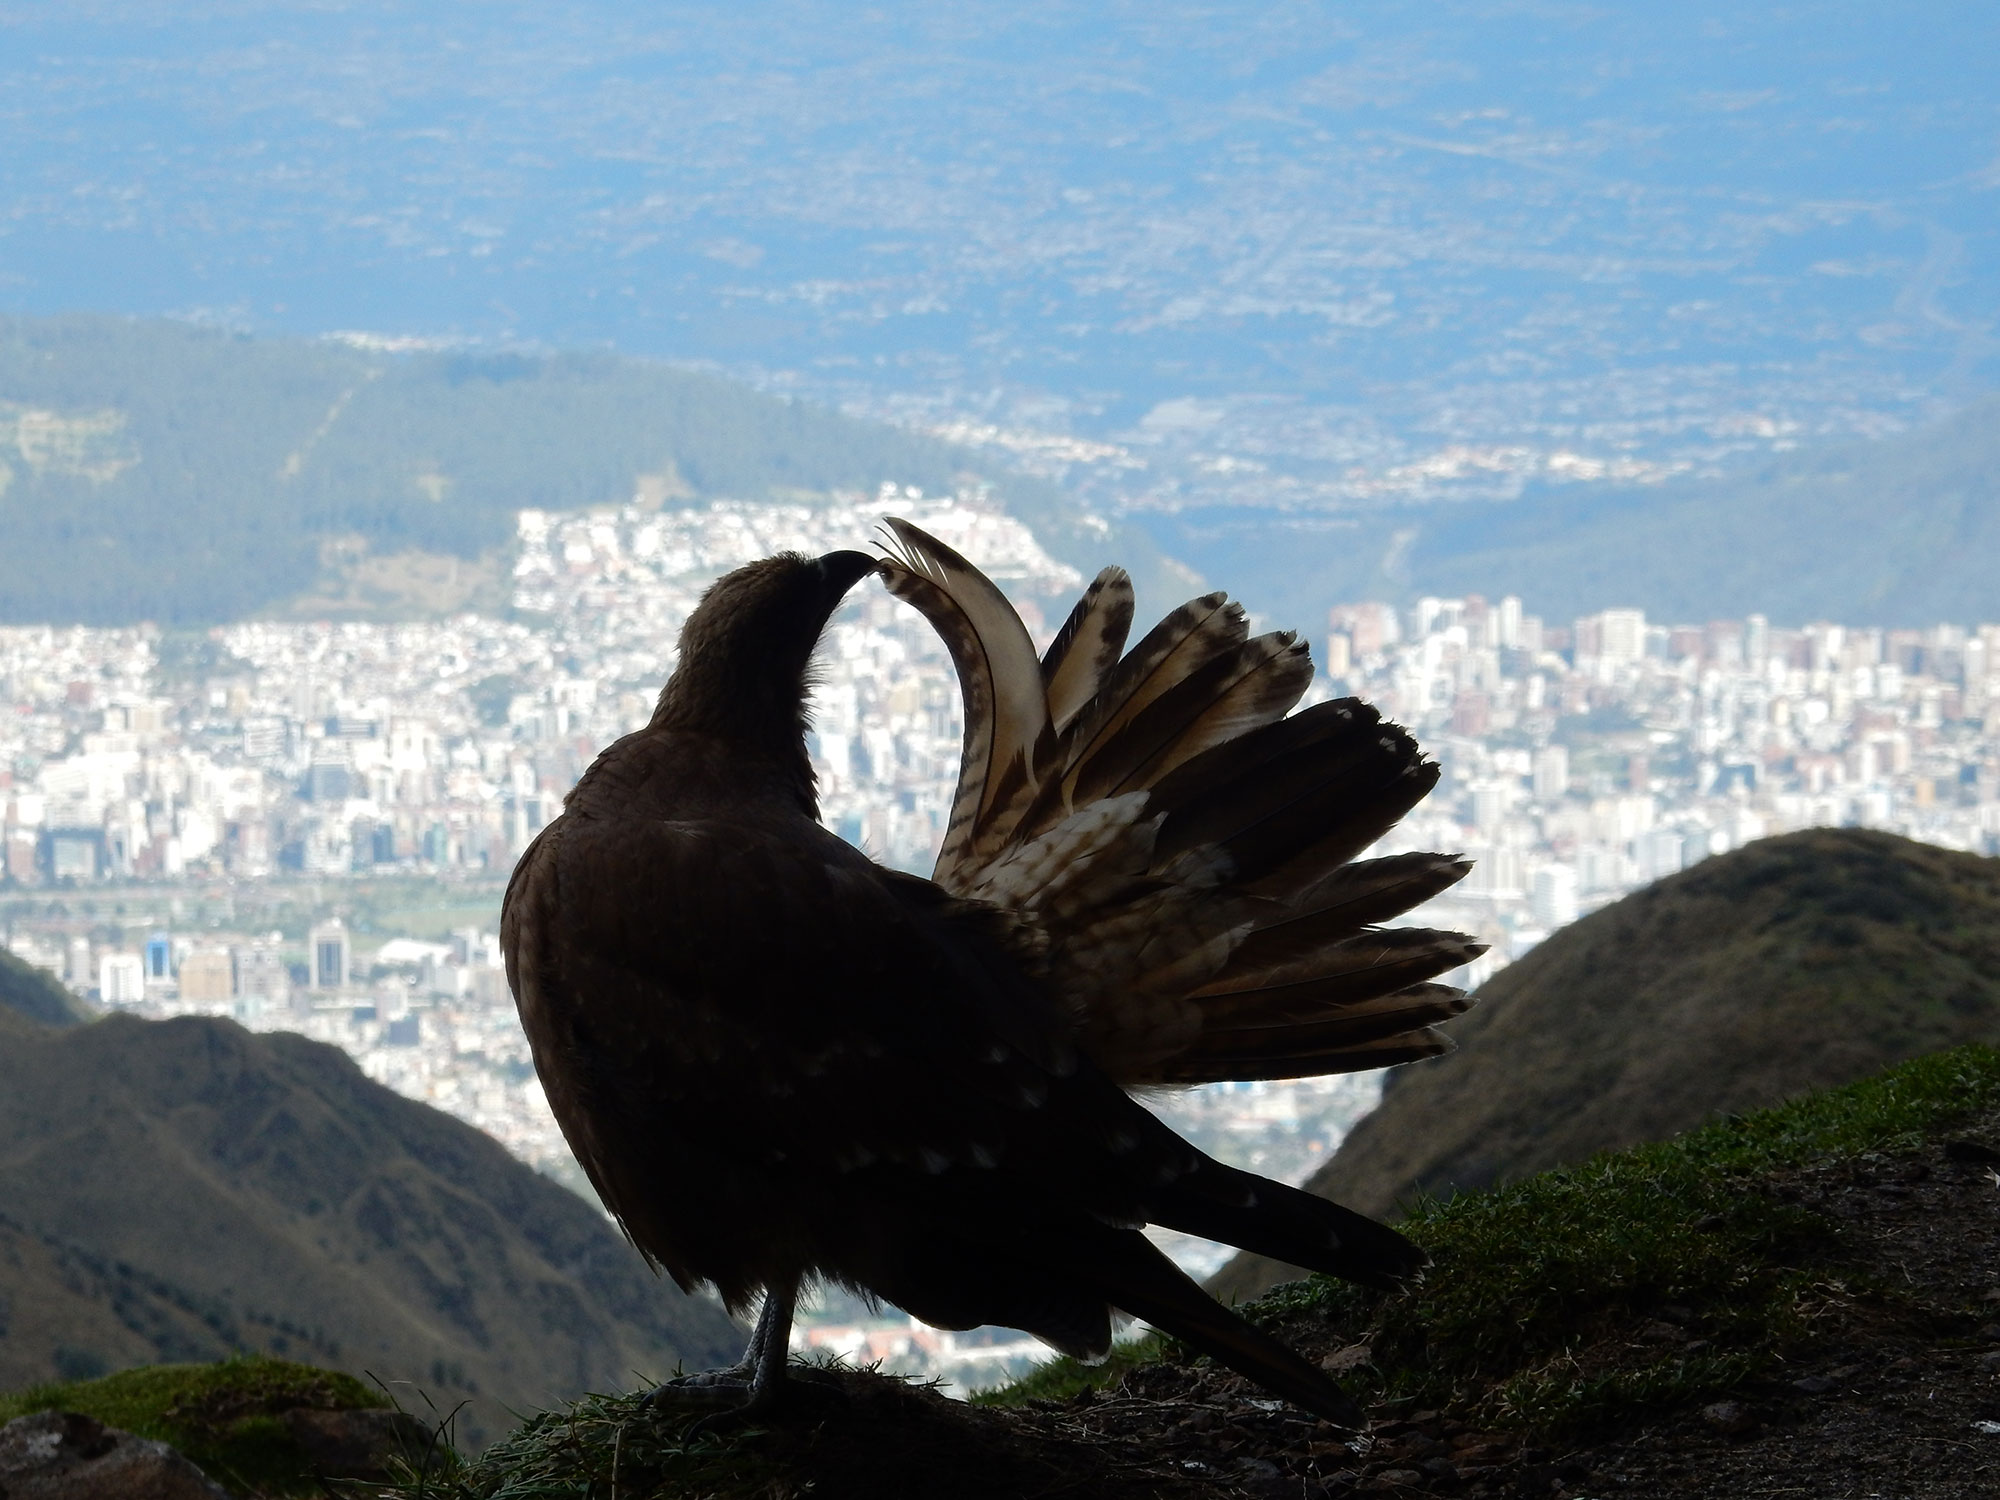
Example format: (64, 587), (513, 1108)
(576, 711), (821, 822)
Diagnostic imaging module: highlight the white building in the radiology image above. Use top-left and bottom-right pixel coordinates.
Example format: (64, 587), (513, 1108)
(98, 951), (145, 1005)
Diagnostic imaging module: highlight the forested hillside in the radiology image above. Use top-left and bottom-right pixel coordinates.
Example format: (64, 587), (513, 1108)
(0, 1009), (741, 1448)
(0, 315), (1107, 625)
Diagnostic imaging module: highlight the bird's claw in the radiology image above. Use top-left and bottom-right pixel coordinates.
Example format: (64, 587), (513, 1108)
(643, 1363), (847, 1436)
(642, 1371), (754, 1409)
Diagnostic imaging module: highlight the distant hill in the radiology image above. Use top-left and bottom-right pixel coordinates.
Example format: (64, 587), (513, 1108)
(1210, 827), (2000, 1303)
(0, 314), (1170, 626)
(1140, 395), (2000, 629)
(0, 947), (91, 1028)
(0, 1010), (741, 1447)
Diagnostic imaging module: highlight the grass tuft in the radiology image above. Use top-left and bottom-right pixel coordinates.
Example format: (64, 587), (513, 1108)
(363, 1387), (801, 1500)
(968, 1334), (1167, 1409)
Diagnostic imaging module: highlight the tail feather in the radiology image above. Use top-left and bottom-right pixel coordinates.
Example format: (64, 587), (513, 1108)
(1150, 704), (1429, 880)
(1194, 930), (1487, 1013)
(878, 519), (1051, 885)
(1191, 984), (1473, 1064)
(1244, 762), (1442, 899)
(1057, 593), (1248, 804)
(1150, 1155), (1426, 1292)
(1077, 1231), (1370, 1425)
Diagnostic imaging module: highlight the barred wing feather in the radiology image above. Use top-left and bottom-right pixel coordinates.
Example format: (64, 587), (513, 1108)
(876, 517), (1481, 1089)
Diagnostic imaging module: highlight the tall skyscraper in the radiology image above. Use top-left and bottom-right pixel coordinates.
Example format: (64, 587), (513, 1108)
(309, 918), (350, 991)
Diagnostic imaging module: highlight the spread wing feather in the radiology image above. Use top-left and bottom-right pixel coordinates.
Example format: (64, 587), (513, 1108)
(1057, 593), (1250, 807)
(878, 519), (1050, 888)
(1069, 631), (1313, 805)
(876, 517), (1478, 1091)
(1225, 853), (1474, 973)
(1041, 568), (1135, 730)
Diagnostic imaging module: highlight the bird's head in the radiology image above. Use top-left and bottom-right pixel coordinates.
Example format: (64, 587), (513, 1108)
(653, 549), (882, 748)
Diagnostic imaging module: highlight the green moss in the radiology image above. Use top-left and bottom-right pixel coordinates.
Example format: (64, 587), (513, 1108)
(986, 1044), (2000, 1433)
(0, 1355), (384, 1497)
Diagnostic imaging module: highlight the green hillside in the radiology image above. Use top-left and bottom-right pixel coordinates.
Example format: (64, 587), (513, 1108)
(1212, 827), (2000, 1304)
(0, 1010), (740, 1448)
(0, 314), (1156, 625)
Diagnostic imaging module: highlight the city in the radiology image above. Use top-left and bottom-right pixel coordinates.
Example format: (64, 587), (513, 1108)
(5, 489), (1999, 1388)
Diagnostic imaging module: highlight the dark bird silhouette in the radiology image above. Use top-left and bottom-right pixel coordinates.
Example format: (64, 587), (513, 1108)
(502, 528), (1478, 1426)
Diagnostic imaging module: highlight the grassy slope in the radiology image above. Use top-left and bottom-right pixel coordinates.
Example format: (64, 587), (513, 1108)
(1004, 1043), (2000, 1434)
(1212, 828), (2000, 1303)
(347, 1044), (2000, 1497)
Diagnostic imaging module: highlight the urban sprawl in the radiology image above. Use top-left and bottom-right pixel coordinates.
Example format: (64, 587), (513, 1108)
(6, 489), (1997, 1383)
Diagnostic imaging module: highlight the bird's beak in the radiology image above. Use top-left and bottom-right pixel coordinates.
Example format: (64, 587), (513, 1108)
(816, 550), (882, 600)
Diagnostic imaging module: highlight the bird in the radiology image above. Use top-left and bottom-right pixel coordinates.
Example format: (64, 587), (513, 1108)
(500, 524), (1480, 1427)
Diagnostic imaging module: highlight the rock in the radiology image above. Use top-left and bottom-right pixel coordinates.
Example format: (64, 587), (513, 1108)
(1321, 1342), (1375, 1373)
(1699, 1400), (1757, 1436)
(281, 1407), (433, 1480)
(1364, 1468), (1427, 1491)
(0, 1410), (230, 1500)
(1792, 1374), (1839, 1394)
(1225, 1455), (1292, 1497)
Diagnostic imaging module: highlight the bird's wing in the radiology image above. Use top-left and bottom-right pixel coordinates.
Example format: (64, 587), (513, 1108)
(876, 518), (1480, 1088)
(507, 812), (1419, 1274)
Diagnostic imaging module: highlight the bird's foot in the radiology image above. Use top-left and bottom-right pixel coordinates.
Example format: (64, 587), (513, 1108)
(643, 1366), (756, 1407)
(643, 1363), (846, 1436)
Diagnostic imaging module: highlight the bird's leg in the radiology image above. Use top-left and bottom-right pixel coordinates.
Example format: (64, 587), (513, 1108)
(743, 1284), (788, 1372)
(670, 1280), (815, 1437)
(731, 1279), (799, 1419)
(645, 1279), (804, 1424)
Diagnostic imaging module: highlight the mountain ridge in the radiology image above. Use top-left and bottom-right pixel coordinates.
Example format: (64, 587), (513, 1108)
(0, 947), (92, 1028)
(0, 1008), (741, 1447)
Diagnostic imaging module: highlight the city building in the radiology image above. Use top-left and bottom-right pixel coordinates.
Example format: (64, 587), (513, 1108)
(309, 918), (350, 991)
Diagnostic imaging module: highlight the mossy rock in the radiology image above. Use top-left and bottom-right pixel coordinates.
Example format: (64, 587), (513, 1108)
(0, 1355), (395, 1497)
